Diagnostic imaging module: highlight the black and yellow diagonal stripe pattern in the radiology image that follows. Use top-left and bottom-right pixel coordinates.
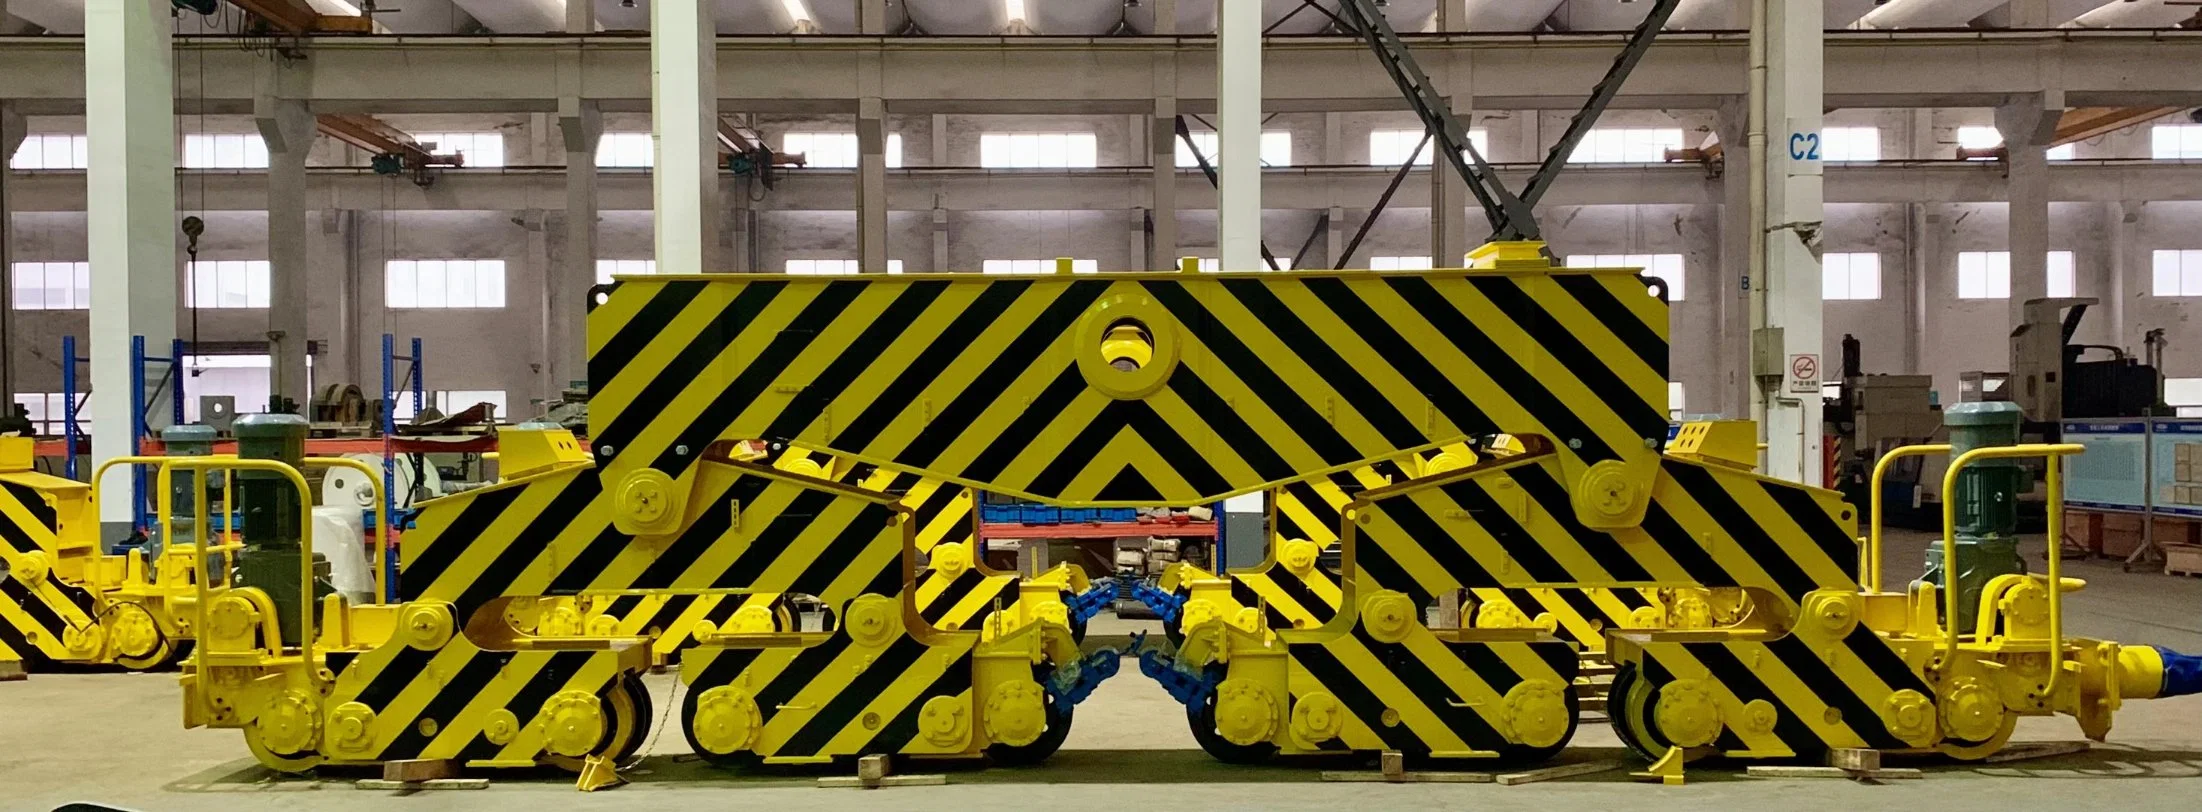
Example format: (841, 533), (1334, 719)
(1285, 618), (1579, 755)
(1348, 452), (1858, 614)
(1627, 629), (1942, 756)
(318, 634), (637, 764)
(0, 481), (103, 665)
(583, 269), (1668, 507)
(683, 627), (982, 760)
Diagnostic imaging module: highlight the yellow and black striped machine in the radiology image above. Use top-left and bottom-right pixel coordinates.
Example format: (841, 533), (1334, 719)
(2, 240), (2165, 781)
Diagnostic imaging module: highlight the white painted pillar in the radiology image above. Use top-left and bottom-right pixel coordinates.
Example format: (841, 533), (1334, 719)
(1215, 0), (1261, 272)
(2108, 200), (2138, 344)
(1154, 0), (1178, 35)
(87, 0), (177, 524)
(860, 0), (886, 34)
(0, 101), (22, 403)
(557, 100), (601, 395)
(858, 97), (889, 272)
(1150, 97), (1179, 270)
(1998, 94), (2061, 326)
(1754, 0), (1826, 486)
(1432, 94), (1472, 267)
(652, 0), (720, 274)
(256, 93), (315, 412)
(1327, 205), (1347, 268)
(930, 114), (949, 165)
(566, 0), (594, 33)
(1715, 97), (1752, 418)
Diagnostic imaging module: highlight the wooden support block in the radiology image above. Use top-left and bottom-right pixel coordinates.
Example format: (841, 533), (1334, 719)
(858, 754), (890, 788)
(1745, 766), (1923, 780)
(1380, 750), (1405, 781)
(1826, 748), (1881, 773)
(816, 775), (947, 789)
(381, 759), (458, 783)
(1319, 771), (1494, 784)
(0, 660), (25, 682)
(1984, 741), (2090, 764)
(355, 778), (488, 791)
(1496, 760), (1624, 786)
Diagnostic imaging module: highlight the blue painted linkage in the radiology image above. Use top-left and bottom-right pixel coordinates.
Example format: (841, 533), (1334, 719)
(1068, 578), (1117, 626)
(1130, 578), (1185, 624)
(1044, 632), (1146, 709)
(1137, 644), (1221, 708)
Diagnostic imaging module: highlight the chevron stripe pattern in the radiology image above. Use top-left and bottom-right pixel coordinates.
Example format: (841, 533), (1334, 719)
(582, 268), (1669, 505)
(0, 480), (102, 665)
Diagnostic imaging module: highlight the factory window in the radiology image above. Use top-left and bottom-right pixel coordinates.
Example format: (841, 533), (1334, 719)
(1667, 382), (1686, 420)
(385, 260), (508, 309)
(9, 261), (91, 310)
(983, 259), (1099, 275)
(979, 133), (1099, 169)
(1566, 254), (1687, 301)
(1367, 129), (1488, 166)
(783, 132), (905, 169)
(2154, 125), (2202, 160)
(1818, 127), (1881, 162)
(11, 393), (88, 436)
(185, 260), (272, 309)
(2048, 251), (2077, 297)
(1367, 256), (1434, 271)
(9, 134), (88, 170)
(596, 259), (656, 284)
(1569, 128), (1685, 164)
(596, 132), (654, 168)
(2165, 378), (2202, 418)
(181, 133), (269, 169)
(1822, 253), (1882, 301)
(394, 390), (510, 422)
(2152, 250), (2202, 297)
(784, 259), (905, 275)
(415, 132), (505, 168)
(1176, 131), (1294, 168)
(1957, 127), (2075, 160)
(1957, 251), (2076, 299)
(1196, 257), (1293, 272)
(1956, 251), (2010, 299)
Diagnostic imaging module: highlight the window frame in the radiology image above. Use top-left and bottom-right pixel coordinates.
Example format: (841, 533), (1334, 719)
(385, 259), (509, 310)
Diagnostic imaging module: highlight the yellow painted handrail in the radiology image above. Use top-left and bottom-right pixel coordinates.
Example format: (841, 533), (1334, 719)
(1937, 444), (2085, 679)
(172, 458), (320, 693)
(302, 457), (390, 605)
(1867, 444), (1952, 592)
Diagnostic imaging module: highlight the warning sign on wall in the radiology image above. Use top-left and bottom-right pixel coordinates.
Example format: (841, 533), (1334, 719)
(1787, 353), (1821, 395)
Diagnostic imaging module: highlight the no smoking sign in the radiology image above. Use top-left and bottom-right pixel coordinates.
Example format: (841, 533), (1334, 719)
(1787, 353), (1820, 395)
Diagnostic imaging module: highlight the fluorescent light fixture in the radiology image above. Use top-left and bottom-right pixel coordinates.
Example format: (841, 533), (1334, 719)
(781, 0), (813, 23)
(1005, 0), (1028, 22)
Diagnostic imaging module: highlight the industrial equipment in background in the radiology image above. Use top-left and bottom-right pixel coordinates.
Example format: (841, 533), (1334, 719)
(1974, 297), (2166, 432)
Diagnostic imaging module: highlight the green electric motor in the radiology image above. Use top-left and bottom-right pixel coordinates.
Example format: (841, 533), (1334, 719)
(230, 413), (332, 646)
(1917, 401), (2026, 631)
(159, 424), (219, 576)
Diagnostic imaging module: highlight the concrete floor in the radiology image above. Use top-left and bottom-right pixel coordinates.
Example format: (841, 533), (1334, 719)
(6, 531), (2202, 811)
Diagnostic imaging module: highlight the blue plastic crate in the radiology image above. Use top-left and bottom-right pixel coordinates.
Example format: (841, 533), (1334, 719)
(980, 504), (1023, 523)
(1097, 507), (1137, 523)
(1021, 505), (1061, 525)
(1060, 508), (1095, 524)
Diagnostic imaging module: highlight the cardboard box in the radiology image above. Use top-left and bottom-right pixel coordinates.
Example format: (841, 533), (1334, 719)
(2155, 517), (2201, 548)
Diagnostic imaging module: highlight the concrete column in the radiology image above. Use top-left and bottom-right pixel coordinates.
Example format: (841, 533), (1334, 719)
(320, 210), (358, 387)
(1149, 97), (1179, 270)
(256, 93), (315, 412)
(860, 0), (886, 34)
(1154, 0), (1177, 35)
(1326, 205), (1346, 268)
(556, 100), (601, 394)
(930, 114), (949, 165)
(1905, 204), (1931, 375)
(1754, 0), (1826, 485)
(932, 207), (950, 272)
(523, 210), (552, 404)
(1998, 94), (2061, 325)
(1323, 113), (1344, 165)
(1714, 97), (1751, 418)
(1216, 0), (1261, 272)
(1128, 209), (1149, 270)
(2005, 0), (2048, 28)
(1432, 96), (1471, 267)
(88, 0), (178, 525)
(652, 0), (720, 274)
(2108, 201), (2138, 344)
(1435, 0), (1462, 30)
(857, 97), (889, 272)
(565, 0), (594, 33)
(0, 101), (22, 402)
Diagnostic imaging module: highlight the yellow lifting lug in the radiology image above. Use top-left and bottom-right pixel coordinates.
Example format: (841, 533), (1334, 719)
(609, 469), (685, 536)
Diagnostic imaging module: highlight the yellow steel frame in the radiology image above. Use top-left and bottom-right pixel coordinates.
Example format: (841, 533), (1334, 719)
(1865, 443), (1950, 592)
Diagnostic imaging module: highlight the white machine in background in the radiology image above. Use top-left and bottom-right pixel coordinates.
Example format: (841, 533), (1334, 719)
(320, 452), (442, 509)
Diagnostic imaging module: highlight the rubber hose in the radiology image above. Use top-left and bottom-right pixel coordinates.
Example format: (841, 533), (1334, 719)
(2159, 647), (2202, 698)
